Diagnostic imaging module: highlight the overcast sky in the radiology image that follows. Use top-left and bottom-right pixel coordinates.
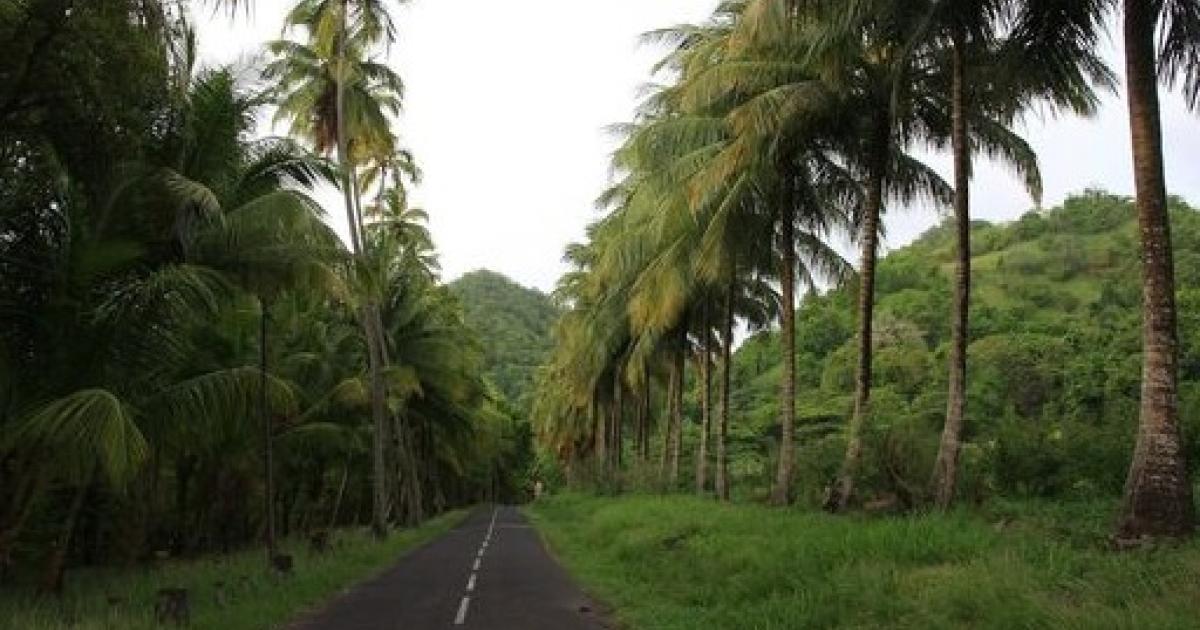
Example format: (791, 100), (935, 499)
(195, 0), (1199, 293)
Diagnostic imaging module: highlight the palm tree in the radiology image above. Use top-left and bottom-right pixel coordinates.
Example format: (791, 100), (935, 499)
(667, 1), (938, 507)
(853, 0), (1113, 508)
(768, 3), (954, 512)
(175, 65), (341, 560)
(266, 1), (404, 536)
(1114, 0), (1200, 541)
(0, 57), (318, 587)
(3, 0), (534, 584)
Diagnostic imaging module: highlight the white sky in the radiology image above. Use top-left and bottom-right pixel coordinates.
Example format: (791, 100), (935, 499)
(195, 0), (1200, 293)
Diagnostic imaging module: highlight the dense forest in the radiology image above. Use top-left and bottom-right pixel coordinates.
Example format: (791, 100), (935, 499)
(449, 270), (558, 409)
(0, 0), (531, 595)
(532, 0), (1200, 546)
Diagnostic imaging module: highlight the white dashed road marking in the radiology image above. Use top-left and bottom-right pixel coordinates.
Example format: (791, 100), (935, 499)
(454, 596), (471, 625)
(453, 506), (500, 626)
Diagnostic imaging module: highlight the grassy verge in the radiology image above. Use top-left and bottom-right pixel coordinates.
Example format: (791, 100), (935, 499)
(527, 494), (1200, 629)
(0, 510), (465, 630)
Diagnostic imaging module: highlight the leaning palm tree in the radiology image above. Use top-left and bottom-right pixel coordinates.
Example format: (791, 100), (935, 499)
(1114, 0), (1200, 541)
(599, 8), (853, 501)
(672, 1), (948, 507)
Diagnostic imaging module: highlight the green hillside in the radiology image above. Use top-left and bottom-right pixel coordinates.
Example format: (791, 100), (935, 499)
(450, 270), (559, 408)
(715, 191), (1200, 503)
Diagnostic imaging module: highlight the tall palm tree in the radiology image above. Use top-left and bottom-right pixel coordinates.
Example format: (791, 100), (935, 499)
(776, 3), (953, 512)
(1115, 0), (1200, 541)
(858, 0), (1113, 508)
(266, 0), (403, 536)
(672, 0), (858, 508)
(672, 1), (945, 507)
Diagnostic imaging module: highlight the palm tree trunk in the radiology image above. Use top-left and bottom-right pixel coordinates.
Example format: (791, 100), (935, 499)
(364, 305), (390, 537)
(715, 265), (735, 502)
(351, 170), (368, 244)
(398, 420), (423, 526)
(659, 379), (671, 482)
(1115, 0), (1195, 541)
(827, 121), (887, 513)
(334, 0), (388, 539)
(635, 372), (647, 463)
(593, 396), (606, 472)
(335, 0), (362, 256)
(931, 33), (971, 509)
(0, 463), (46, 577)
(771, 194), (797, 506)
(696, 312), (712, 494)
(40, 466), (95, 594)
(612, 370), (623, 472)
(328, 462), (351, 529)
(260, 299), (277, 560)
(643, 370), (653, 461)
(668, 329), (685, 488)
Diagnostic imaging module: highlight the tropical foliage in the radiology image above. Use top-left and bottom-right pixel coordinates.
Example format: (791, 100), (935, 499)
(532, 0), (1199, 543)
(0, 0), (529, 594)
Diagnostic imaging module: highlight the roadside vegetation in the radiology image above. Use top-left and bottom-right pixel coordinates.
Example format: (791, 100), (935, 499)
(530, 494), (1200, 629)
(0, 510), (463, 630)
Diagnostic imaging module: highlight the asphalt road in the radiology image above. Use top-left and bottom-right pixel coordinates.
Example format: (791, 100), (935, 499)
(289, 506), (608, 629)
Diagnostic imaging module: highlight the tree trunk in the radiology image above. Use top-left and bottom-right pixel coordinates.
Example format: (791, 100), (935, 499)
(398, 419), (423, 526)
(659, 377), (671, 482)
(260, 299), (276, 560)
(351, 159), (368, 240)
(328, 462), (350, 530)
(696, 312), (712, 494)
(668, 329), (685, 488)
(634, 373), (646, 463)
(642, 365), (652, 462)
(931, 33), (971, 509)
(335, 0), (388, 539)
(0, 463), (46, 578)
(827, 120), (887, 513)
(174, 457), (193, 553)
(612, 370), (623, 472)
(40, 467), (95, 594)
(364, 304), (390, 538)
(715, 266), (735, 502)
(335, 0), (362, 255)
(593, 396), (606, 473)
(1115, 0), (1195, 541)
(771, 194), (797, 506)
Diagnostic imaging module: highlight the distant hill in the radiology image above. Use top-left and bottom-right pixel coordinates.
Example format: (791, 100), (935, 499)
(722, 190), (1200, 501)
(450, 270), (559, 410)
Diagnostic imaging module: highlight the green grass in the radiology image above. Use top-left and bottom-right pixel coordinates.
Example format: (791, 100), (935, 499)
(527, 494), (1200, 630)
(0, 510), (465, 630)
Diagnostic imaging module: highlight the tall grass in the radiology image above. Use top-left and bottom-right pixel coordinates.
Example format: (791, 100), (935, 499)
(528, 494), (1200, 630)
(0, 510), (465, 630)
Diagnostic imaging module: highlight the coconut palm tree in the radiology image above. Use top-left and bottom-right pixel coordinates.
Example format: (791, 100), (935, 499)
(870, 0), (1113, 509)
(1114, 0), (1200, 541)
(664, 1), (932, 507)
(265, 1), (404, 536)
(711, 1), (956, 512)
(164, 63), (342, 555)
